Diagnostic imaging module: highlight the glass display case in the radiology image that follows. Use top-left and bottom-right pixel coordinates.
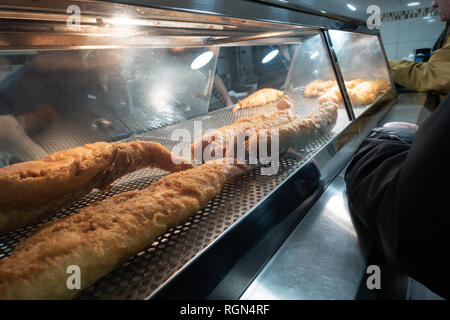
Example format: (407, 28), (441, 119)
(328, 30), (394, 117)
(0, 47), (219, 156)
(0, 0), (396, 300)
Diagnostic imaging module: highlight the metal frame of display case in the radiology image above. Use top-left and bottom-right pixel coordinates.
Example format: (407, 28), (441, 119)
(323, 29), (356, 120)
(0, 0), (395, 119)
(0, 0), (398, 299)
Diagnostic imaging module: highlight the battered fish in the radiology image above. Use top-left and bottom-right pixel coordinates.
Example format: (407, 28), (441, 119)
(0, 161), (244, 299)
(348, 79), (391, 105)
(191, 109), (298, 162)
(317, 85), (343, 105)
(248, 101), (339, 152)
(315, 79), (365, 104)
(232, 88), (284, 112)
(193, 98), (338, 162)
(304, 79), (337, 98)
(276, 95), (294, 110)
(317, 79), (391, 106)
(0, 141), (193, 233)
(345, 78), (366, 89)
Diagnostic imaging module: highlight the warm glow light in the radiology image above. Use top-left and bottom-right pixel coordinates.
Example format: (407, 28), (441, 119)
(325, 195), (357, 237)
(261, 49), (279, 64)
(191, 51), (214, 70)
(109, 16), (146, 26)
(150, 84), (172, 110)
(346, 4), (356, 11)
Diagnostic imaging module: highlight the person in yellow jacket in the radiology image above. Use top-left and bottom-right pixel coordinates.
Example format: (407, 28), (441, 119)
(389, 0), (450, 94)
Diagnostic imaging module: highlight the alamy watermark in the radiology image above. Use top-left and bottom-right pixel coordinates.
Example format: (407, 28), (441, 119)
(367, 5), (381, 29)
(66, 265), (81, 290)
(366, 265), (381, 290)
(66, 5), (81, 31)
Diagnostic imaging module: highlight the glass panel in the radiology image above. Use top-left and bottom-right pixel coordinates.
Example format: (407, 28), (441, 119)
(0, 27), (352, 300)
(0, 47), (217, 161)
(209, 33), (350, 148)
(211, 44), (297, 111)
(285, 33), (349, 143)
(328, 30), (393, 117)
(0, 32), (351, 166)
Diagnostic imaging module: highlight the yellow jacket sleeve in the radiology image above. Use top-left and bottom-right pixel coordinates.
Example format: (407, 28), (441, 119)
(389, 35), (450, 94)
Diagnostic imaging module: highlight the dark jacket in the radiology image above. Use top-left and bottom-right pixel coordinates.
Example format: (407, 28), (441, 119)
(345, 94), (450, 299)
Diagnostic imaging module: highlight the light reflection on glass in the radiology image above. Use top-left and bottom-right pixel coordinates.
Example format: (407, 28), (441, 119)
(261, 49), (279, 64)
(191, 51), (214, 70)
(346, 4), (356, 11)
(310, 51), (319, 59)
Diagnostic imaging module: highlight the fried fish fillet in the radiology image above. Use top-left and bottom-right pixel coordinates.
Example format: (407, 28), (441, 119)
(315, 79), (365, 104)
(317, 79), (391, 106)
(348, 79), (391, 105)
(278, 101), (338, 150)
(0, 161), (243, 299)
(276, 95), (294, 110)
(317, 85), (343, 105)
(304, 80), (337, 98)
(232, 88), (284, 112)
(0, 141), (193, 233)
(345, 78), (366, 89)
(193, 97), (338, 162)
(191, 108), (298, 162)
(248, 101), (339, 152)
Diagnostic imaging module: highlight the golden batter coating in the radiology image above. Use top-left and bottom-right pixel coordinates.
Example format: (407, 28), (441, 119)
(304, 79), (337, 98)
(193, 98), (338, 163)
(276, 95), (294, 110)
(248, 101), (338, 152)
(348, 79), (391, 105)
(317, 79), (391, 106)
(0, 161), (242, 300)
(315, 79), (365, 105)
(0, 141), (193, 233)
(279, 101), (338, 149)
(317, 85), (343, 105)
(232, 88), (284, 112)
(191, 109), (298, 162)
(345, 78), (366, 89)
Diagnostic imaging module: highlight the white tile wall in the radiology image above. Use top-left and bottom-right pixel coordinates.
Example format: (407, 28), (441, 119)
(377, 0), (402, 13)
(383, 43), (398, 59)
(379, 0), (446, 60)
(398, 16), (445, 42)
(291, 0), (445, 61)
(396, 39), (436, 59)
(380, 20), (400, 44)
(399, 0), (434, 10)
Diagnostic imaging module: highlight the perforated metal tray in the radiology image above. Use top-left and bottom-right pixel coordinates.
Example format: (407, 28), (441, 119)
(0, 95), (349, 299)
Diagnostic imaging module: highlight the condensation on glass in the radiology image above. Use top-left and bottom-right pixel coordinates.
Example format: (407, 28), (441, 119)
(0, 31), (351, 166)
(0, 47), (218, 160)
(283, 31), (348, 141)
(0, 15), (354, 299)
(328, 30), (393, 117)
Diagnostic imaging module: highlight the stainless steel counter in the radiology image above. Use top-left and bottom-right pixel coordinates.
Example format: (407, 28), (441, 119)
(377, 91), (432, 126)
(240, 169), (363, 300)
(240, 92), (440, 300)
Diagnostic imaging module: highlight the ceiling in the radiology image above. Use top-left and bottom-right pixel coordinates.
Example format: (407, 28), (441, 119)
(257, 0), (435, 21)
